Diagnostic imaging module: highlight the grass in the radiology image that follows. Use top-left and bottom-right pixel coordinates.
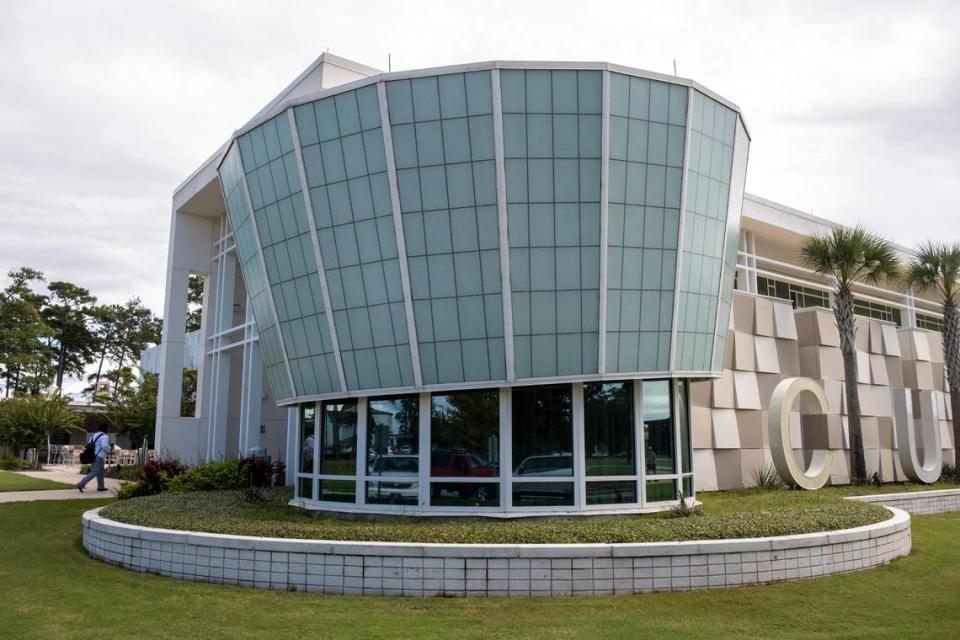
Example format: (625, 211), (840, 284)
(100, 485), (895, 544)
(0, 498), (958, 639)
(0, 470), (74, 492)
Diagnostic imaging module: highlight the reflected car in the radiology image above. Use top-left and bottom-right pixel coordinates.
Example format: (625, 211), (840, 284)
(367, 454), (418, 500)
(430, 448), (498, 501)
(513, 453), (573, 477)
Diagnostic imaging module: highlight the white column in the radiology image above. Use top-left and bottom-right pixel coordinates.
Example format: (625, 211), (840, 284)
(499, 386), (512, 512)
(572, 383), (586, 509)
(417, 392), (430, 507)
(207, 251), (237, 459)
(238, 302), (263, 457)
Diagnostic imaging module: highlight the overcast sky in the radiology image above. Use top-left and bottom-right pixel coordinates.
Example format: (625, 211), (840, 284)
(2, 0), (958, 314)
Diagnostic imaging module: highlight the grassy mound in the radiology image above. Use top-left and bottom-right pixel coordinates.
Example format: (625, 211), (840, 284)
(100, 486), (892, 544)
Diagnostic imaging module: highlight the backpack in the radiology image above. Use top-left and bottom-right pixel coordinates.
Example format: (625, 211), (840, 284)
(79, 433), (105, 465)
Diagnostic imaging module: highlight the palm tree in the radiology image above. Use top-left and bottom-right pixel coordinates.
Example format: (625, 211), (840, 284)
(905, 242), (960, 479)
(800, 226), (901, 484)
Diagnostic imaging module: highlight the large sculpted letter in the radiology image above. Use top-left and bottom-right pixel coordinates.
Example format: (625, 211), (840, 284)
(768, 377), (833, 490)
(892, 389), (942, 483)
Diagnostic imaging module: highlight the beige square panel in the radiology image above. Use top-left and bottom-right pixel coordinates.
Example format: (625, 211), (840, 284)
(738, 449), (765, 488)
(878, 448), (897, 483)
(733, 331), (756, 371)
(857, 384), (876, 417)
(944, 391), (952, 420)
(711, 409), (740, 449)
(897, 330), (916, 360)
(860, 416), (879, 448)
(886, 355), (904, 387)
(912, 331), (931, 362)
(723, 330), (735, 369)
(863, 448), (881, 478)
(690, 406), (713, 448)
(823, 378), (843, 415)
(754, 296), (775, 337)
(689, 379), (711, 407)
(714, 450), (745, 490)
(903, 362), (935, 390)
(736, 409), (765, 448)
(869, 354), (889, 386)
(854, 317), (870, 351)
(801, 414), (844, 450)
(876, 416), (894, 449)
(856, 351), (871, 384)
(829, 450), (850, 485)
(868, 322), (883, 355)
(712, 371), (735, 408)
(841, 416), (850, 449)
(881, 323), (900, 356)
(872, 387), (893, 418)
(816, 311), (840, 347)
(731, 292), (756, 333)
(754, 336), (780, 373)
(733, 371), (762, 410)
(692, 450), (718, 492)
(772, 301), (798, 340)
(928, 331), (944, 363)
(794, 310), (819, 346)
(933, 363), (946, 392)
(777, 339), (801, 375)
(755, 373), (782, 412)
(799, 346), (844, 380)
(940, 420), (954, 450)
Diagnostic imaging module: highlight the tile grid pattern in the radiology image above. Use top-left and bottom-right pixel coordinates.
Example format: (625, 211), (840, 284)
(83, 503), (918, 597)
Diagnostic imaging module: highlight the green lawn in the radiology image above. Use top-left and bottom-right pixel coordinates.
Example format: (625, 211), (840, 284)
(0, 499), (957, 639)
(0, 470), (74, 492)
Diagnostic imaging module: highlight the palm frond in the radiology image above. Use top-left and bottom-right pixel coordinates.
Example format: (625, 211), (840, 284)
(906, 241), (960, 303)
(798, 225), (901, 291)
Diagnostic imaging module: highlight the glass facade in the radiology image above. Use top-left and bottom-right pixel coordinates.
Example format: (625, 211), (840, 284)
(294, 379), (690, 514)
(674, 93), (738, 371)
(387, 73), (506, 385)
(217, 64), (748, 415)
(293, 86), (416, 391)
(606, 73), (685, 373)
(501, 69), (602, 378)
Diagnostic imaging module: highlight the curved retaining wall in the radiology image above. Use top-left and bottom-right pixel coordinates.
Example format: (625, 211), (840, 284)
(82, 507), (910, 597)
(848, 488), (960, 516)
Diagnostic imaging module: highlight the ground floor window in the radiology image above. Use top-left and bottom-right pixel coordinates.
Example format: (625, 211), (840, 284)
(294, 379), (692, 512)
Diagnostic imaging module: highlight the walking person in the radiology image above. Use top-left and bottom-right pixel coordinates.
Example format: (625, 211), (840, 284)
(77, 429), (111, 493)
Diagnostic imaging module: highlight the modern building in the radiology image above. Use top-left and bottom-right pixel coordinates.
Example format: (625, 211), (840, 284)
(148, 54), (954, 516)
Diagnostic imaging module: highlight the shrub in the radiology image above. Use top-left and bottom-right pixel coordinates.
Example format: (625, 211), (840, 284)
(941, 463), (958, 483)
(167, 460), (247, 492)
(0, 454), (29, 470)
(751, 464), (783, 490)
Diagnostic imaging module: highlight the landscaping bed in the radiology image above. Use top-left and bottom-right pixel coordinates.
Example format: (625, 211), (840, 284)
(100, 486), (892, 544)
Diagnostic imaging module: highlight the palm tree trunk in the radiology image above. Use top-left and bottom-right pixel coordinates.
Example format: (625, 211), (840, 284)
(943, 301), (960, 476)
(835, 291), (867, 483)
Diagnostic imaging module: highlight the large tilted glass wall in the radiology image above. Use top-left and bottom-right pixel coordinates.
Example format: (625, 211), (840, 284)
(605, 73), (686, 373)
(386, 72), (506, 384)
(294, 379), (692, 513)
(501, 70), (602, 378)
(218, 64), (749, 407)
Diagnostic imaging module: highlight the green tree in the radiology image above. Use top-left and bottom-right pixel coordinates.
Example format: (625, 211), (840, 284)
(800, 226), (901, 484)
(905, 242), (960, 478)
(0, 395), (81, 468)
(0, 268), (53, 397)
(103, 373), (158, 450)
(106, 298), (161, 397)
(186, 274), (204, 333)
(43, 281), (98, 393)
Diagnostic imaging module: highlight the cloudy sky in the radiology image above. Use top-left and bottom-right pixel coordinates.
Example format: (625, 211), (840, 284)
(1, 0), (958, 316)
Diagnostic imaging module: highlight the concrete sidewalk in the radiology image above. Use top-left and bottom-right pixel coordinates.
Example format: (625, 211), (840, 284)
(0, 466), (122, 503)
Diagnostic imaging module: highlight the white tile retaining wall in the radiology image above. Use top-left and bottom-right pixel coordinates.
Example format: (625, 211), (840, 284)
(82, 506), (911, 596)
(848, 488), (960, 516)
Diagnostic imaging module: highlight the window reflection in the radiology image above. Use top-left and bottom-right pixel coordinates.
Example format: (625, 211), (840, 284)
(431, 483), (500, 507)
(430, 390), (500, 478)
(584, 382), (635, 476)
(642, 380), (675, 474)
(367, 395), (419, 475)
(586, 480), (636, 505)
(646, 478), (676, 502)
(299, 405), (316, 477)
(512, 385), (573, 477)
(511, 482), (574, 507)
(321, 400), (357, 476)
